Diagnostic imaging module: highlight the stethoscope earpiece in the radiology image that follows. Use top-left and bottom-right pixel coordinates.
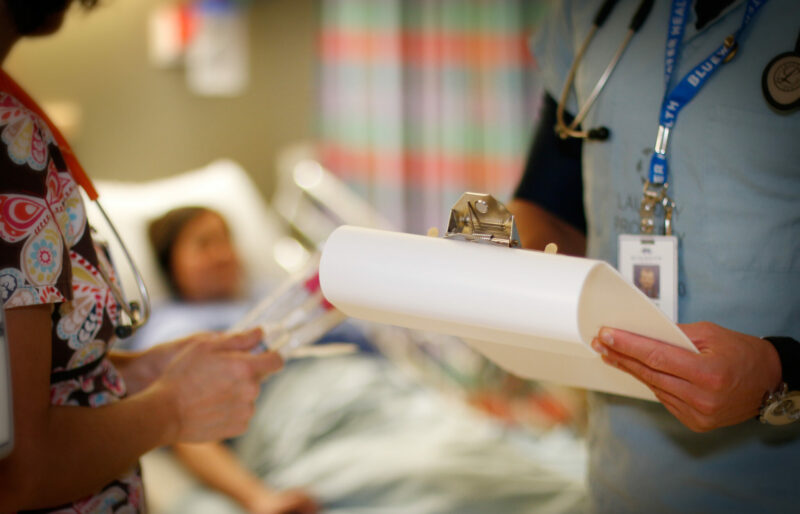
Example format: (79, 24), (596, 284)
(113, 302), (143, 339)
(588, 127), (611, 141)
(115, 325), (134, 340)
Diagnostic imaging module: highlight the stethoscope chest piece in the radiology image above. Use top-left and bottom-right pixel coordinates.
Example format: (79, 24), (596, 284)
(762, 32), (800, 112)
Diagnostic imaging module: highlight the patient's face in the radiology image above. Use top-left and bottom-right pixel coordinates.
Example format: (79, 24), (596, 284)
(170, 211), (241, 301)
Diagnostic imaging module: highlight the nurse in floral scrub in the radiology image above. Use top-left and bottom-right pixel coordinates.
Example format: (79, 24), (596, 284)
(0, 2), (283, 511)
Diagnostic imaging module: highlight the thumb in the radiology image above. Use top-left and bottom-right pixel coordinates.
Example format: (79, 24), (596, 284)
(677, 322), (713, 351)
(213, 327), (264, 353)
(244, 350), (284, 380)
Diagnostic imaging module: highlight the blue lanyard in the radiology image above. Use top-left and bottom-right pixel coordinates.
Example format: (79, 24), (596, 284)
(648, 0), (769, 185)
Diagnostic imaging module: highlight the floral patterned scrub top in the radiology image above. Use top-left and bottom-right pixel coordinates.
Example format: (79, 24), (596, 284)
(0, 85), (144, 512)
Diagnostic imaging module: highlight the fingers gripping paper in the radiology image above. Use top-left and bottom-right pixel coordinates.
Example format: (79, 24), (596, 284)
(320, 226), (697, 401)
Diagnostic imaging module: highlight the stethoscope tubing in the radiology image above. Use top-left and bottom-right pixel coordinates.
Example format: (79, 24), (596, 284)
(569, 29), (635, 134)
(556, 24), (600, 139)
(555, 0), (655, 141)
(93, 200), (151, 337)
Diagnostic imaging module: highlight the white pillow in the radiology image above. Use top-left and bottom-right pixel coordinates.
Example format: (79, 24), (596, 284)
(83, 159), (289, 304)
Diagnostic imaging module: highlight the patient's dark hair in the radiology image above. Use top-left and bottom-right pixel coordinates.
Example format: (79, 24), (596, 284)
(5, 0), (98, 35)
(148, 206), (212, 294)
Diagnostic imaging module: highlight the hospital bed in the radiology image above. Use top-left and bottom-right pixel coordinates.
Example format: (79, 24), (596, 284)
(89, 152), (587, 513)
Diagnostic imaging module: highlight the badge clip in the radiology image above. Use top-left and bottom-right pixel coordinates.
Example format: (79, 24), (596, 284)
(639, 181), (675, 236)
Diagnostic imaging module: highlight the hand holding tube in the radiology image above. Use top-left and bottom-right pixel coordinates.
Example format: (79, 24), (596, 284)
(151, 328), (283, 443)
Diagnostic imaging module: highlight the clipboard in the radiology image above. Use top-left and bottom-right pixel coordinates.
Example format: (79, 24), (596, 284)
(319, 193), (697, 401)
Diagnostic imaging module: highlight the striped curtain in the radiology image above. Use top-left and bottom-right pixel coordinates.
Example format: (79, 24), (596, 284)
(317, 0), (549, 233)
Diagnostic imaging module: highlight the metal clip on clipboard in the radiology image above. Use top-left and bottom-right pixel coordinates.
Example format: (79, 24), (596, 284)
(444, 193), (521, 248)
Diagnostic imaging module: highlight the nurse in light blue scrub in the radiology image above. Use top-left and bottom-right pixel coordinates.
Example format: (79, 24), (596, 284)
(509, 0), (800, 512)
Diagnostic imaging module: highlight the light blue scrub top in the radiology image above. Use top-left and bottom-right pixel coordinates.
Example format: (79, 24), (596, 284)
(531, 0), (800, 512)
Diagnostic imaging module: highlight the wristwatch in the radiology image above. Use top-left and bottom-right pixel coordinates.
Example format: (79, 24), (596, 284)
(759, 337), (800, 425)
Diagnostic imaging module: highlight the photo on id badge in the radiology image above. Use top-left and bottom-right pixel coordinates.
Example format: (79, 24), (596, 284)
(618, 235), (678, 321)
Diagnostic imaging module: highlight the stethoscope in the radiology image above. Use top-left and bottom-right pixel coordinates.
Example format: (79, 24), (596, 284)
(0, 70), (151, 339)
(555, 0), (656, 141)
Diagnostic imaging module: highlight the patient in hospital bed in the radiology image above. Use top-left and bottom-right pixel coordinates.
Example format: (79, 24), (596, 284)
(126, 206), (321, 514)
(126, 206), (587, 514)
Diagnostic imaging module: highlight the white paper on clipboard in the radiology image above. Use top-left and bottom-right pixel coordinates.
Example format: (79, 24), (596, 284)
(319, 226), (697, 401)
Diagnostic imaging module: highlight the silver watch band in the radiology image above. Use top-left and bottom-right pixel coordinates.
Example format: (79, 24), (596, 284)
(759, 382), (800, 425)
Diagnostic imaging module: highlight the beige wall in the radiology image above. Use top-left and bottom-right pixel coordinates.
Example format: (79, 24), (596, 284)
(5, 0), (318, 198)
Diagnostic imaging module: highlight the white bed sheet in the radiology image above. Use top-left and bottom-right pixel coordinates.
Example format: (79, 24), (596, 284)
(169, 355), (587, 514)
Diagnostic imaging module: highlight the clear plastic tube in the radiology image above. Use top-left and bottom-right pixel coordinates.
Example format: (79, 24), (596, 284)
(234, 254), (346, 358)
(232, 255), (323, 331)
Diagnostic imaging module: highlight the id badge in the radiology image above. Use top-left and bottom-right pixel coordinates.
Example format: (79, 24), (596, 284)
(618, 234), (678, 321)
